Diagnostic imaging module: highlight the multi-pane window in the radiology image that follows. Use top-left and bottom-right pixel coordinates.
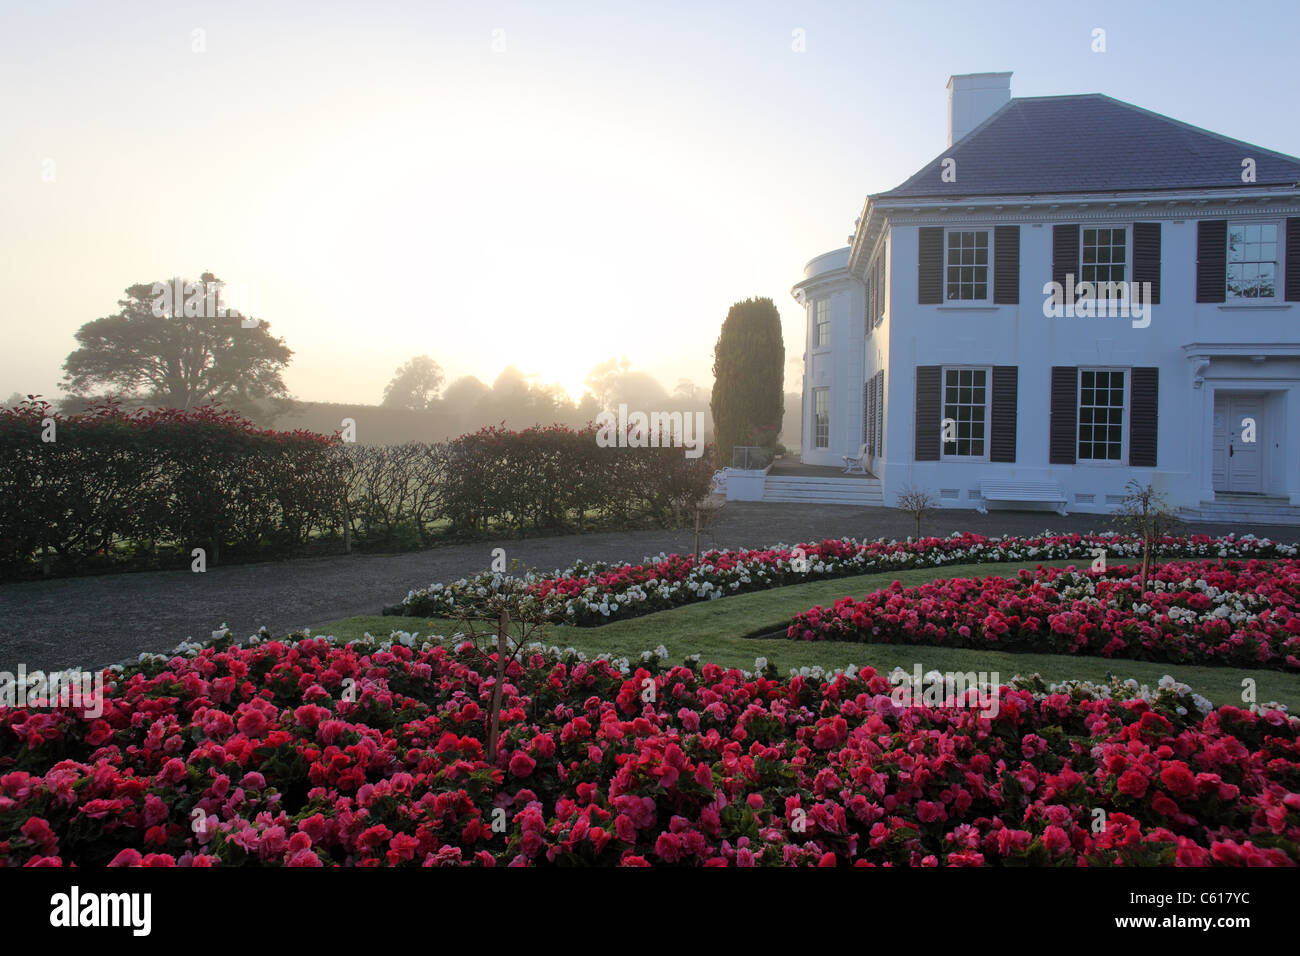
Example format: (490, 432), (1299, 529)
(813, 388), (830, 448)
(1078, 369), (1125, 462)
(814, 298), (830, 346)
(870, 254), (885, 327)
(941, 367), (988, 458)
(1227, 223), (1278, 299)
(1082, 227), (1126, 295)
(864, 267), (875, 335)
(945, 231), (988, 301)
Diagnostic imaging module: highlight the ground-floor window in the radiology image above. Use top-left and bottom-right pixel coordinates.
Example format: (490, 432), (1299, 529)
(1078, 368), (1126, 461)
(813, 388), (830, 448)
(941, 367), (989, 459)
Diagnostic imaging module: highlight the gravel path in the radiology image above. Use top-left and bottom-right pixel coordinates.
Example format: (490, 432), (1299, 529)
(2, 503), (1297, 672)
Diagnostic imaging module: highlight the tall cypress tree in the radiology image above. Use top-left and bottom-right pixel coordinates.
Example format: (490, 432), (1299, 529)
(710, 297), (784, 467)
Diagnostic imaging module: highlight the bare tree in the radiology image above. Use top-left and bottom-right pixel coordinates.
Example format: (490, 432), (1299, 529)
(896, 485), (939, 540)
(691, 496), (726, 562)
(1110, 479), (1182, 590)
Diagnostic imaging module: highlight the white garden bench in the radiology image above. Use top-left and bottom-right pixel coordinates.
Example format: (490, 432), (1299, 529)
(976, 480), (1069, 516)
(841, 444), (868, 474)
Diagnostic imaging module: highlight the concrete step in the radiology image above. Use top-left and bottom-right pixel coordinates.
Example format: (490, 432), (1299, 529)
(1178, 504), (1300, 526)
(762, 476), (884, 506)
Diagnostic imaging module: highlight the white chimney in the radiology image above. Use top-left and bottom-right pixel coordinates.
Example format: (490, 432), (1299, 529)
(947, 72), (1012, 146)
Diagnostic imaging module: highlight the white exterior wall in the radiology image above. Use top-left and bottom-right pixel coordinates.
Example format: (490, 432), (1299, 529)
(873, 211), (1300, 513)
(795, 248), (866, 467)
(864, 230), (891, 475)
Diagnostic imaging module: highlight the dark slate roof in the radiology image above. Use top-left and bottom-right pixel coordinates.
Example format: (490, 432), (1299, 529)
(876, 94), (1300, 200)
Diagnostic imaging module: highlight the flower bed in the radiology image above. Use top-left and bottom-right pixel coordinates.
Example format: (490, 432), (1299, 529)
(401, 532), (1297, 627)
(2, 632), (1298, 866)
(787, 559), (1300, 671)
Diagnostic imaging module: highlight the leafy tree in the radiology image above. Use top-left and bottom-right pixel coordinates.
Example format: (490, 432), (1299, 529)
(442, 375), (490, 408)
(583, 357), (670, 412)
(381, 355), (445, 410)
(672, 379), (702, 403)
(710, 297), (784, 465)
(61, 273), (292, 416)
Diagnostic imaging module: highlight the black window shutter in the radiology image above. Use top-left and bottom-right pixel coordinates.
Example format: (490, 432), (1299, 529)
(864, 380), (874, 451)
(1286, 218), (1300, 302)
(918, 228), (943, 305)
(1049, 366), (1078, 465)
(1132, 222), (1161, 305)
(915, 366), (940, 461)
(1196, 220), (1227, 303)
(989, 366), (1018, 463)
(1052, 225), (1079, 305)
(993, 226), (1019, 305)
(876, 370), (885, 455)
(1129, 367), (1159, 467)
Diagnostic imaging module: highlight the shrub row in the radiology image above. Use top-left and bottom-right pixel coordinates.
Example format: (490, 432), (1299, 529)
(0, 403), (715, 577)
(441, 425), (715, 534)
(0, 401), (342, 574)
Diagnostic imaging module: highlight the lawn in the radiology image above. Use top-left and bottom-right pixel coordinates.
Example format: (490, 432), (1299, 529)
(311, 558), (1300, 709)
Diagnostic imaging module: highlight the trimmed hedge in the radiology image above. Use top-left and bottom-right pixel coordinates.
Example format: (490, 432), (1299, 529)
(0, 403), (715, 577)
(0, 400), (343, 574)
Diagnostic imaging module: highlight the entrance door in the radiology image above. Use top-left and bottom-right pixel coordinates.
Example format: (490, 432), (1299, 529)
(1212, 393), (1264, 494)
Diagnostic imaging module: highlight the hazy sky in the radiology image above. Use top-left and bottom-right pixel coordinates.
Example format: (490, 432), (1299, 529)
(3, 0), (1299, 406)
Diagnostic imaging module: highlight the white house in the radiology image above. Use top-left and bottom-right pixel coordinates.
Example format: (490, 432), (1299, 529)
(789, 72), (1300, 522)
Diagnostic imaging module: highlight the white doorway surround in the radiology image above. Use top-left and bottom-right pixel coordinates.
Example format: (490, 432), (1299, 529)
(1186, 345), (1300, 510)
(1212, 391), (1266, 494)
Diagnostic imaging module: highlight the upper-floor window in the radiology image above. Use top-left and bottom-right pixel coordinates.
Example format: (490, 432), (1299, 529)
(1081, 227), (1127, 294)
(814, 297), (831, 347)
(941, 366), (988, 459)
(871, 253), (886, 328)
(945, 230), (989, 301)
(813, 388), (830, 447)
(1077, 369), (1126, 462)
(1227, 223), (1278, 299)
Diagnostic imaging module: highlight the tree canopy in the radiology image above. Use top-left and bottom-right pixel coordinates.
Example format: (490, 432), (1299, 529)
(61, 273), (292, 417)
(381, 355), (445, 410)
